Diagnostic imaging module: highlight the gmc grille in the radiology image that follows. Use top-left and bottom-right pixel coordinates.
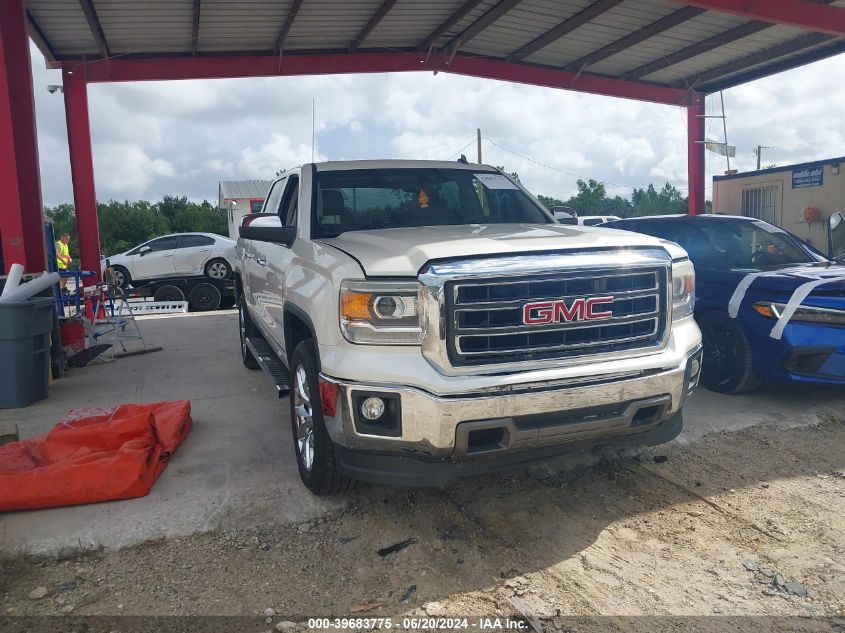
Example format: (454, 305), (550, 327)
(445, 268), (667, 367)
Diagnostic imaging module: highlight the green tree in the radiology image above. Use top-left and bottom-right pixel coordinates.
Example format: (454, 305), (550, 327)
(169, 200), (227, 235)
(44, 196), (229, 258)
(97, 200), (171, 255)
(564, 179), (608, 215)
(630, 182), (686, 217)
(601, 195), (633, 216)
(536, 194), (565, 209)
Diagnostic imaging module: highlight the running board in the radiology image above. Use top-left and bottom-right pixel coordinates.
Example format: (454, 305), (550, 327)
(246, 337), (291, 397)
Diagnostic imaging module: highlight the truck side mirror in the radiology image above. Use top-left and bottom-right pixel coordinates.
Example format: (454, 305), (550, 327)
(829, 212), (845, 262)
(139, 245), (151, 256)
(239, 213), (296, 247)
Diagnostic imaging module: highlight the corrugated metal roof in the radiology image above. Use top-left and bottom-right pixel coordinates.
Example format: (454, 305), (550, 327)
(219, 180), (272, 200)
(23, 0), (845, 94)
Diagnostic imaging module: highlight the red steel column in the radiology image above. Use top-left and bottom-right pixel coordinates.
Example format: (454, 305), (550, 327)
(687, 92), (706, 215)
(62, 67), (101, 284)
(0, 0), (46, 273)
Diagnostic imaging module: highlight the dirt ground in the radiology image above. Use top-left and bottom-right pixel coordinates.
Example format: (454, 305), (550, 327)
(2, 414), (843, 631)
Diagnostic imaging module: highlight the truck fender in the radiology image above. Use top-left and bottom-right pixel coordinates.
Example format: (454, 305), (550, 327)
(284, 304), (319, 368)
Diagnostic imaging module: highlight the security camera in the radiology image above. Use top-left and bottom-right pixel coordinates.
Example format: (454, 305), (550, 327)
(46, 84), (63, 94)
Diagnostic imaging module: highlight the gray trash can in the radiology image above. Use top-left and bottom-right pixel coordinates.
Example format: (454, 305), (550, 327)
(0, 296), (54, 408)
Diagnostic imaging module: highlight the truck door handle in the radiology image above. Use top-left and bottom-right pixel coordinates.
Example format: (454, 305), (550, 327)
(244, 252), (254, 259)
(163, 254), (173, 258)
(256, 257), (267, 266)
(199, 249), (210, 253)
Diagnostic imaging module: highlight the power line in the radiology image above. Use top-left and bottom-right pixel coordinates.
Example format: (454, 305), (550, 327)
(484, 137), (639, 190)
(445, 138), (477, 161)
(485, 137), (711, 194)
(766, 138), (845, 150)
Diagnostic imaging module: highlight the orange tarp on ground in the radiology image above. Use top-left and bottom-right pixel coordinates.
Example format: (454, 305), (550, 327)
(0, 401), (192, 512)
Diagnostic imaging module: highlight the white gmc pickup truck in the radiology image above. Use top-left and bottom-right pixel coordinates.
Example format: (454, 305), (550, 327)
(235, 160), (702, 495)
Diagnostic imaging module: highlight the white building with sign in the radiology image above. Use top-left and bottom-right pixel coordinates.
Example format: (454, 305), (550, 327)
(219, 180), (272, 240)
(712, 156), (844, 252)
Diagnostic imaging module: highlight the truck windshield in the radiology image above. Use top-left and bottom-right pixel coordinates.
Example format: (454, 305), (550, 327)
(629, 219), (821, 270)
(313, 168), (551, 237)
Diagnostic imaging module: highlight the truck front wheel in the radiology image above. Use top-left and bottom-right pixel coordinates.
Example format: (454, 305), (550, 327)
(289, 340), (352, 495)
(698, 311), (761, 394)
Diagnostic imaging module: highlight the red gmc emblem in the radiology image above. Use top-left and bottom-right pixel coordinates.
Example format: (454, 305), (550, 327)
(522, 296), (614, 325)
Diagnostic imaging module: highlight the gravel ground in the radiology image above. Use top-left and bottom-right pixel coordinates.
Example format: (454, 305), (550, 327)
(2, 417), (843, 632)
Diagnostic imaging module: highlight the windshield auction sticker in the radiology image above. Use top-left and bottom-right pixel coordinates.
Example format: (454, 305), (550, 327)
(474, 174), (519, 190)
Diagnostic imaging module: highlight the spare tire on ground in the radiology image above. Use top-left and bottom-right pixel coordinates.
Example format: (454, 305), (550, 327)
(188, 283), (222, 312)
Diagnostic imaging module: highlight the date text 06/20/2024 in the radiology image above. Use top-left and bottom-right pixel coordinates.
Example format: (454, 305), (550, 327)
(307, 618), (528, 630)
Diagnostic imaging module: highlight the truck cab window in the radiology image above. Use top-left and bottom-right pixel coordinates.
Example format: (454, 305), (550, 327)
(279, 177), (299, 227)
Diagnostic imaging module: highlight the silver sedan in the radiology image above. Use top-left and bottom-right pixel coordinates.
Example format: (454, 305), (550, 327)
(107, 232), (235, 288)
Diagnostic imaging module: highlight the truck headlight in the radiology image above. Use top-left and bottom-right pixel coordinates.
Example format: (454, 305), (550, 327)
(671, 258), (695, 321)
(752, 302), (845, 325)
(340, 281), (423, 345)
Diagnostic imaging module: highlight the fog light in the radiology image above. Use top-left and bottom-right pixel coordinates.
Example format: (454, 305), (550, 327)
(690, 356), (701, 377)
(361, 396), (386, 421)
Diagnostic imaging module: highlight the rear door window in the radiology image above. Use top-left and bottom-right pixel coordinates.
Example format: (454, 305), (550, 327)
(177, 235), (215, 249)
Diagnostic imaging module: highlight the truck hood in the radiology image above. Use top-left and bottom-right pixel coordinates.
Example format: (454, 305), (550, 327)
(318, 224), (666, 276)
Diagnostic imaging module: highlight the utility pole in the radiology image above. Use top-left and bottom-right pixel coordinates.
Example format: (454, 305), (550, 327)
(477, 128), (482, 164)
(755, 145), (772, 170)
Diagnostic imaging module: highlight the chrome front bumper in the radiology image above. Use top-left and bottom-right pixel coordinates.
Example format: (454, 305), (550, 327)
(320, 345), (701, 459)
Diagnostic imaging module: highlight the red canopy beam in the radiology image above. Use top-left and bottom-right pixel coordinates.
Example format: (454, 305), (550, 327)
(0, 0), (46, 273)
(62, 67), (101, 285)
(687, 92), (705, 215)
(63, 52), (695, 106)
(678, 0), (845, 37)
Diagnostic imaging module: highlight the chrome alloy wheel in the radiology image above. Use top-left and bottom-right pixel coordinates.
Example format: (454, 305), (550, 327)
(207, 261), (229, 278)
(293, 365), (314, 471)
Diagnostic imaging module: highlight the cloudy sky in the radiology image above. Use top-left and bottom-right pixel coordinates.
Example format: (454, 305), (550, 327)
(30, 43), (845, 207)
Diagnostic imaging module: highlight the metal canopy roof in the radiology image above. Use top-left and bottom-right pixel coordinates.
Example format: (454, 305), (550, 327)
(219, 180), (272, 200)
(24, 0), (845, 98)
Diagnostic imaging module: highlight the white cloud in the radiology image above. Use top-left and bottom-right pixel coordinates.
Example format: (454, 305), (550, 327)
(238, 133), (326, 177)
(27, 42), (845, 206)
(93, 143), (176, 196)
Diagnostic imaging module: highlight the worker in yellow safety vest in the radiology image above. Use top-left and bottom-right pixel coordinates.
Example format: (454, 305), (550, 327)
(56, 233), (72, 290)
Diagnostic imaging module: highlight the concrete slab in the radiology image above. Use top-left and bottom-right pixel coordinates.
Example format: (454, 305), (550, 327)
(1, 310), (843, 555)
(0, 310), (348, 555)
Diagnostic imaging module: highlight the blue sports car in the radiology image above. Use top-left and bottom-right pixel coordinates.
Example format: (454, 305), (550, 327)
(603, 214), (845, 393)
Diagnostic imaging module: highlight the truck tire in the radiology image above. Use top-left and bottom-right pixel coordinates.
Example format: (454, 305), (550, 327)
(188, 282), (222, 311)
(238, 300), (259, 370)
(153, 284), (185, 303)
(697, 311), (761, 394)
(289, 339), (352, 495)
